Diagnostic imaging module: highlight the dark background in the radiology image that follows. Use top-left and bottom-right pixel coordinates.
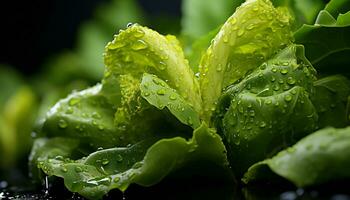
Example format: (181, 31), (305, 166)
(0, 0), (181, 75)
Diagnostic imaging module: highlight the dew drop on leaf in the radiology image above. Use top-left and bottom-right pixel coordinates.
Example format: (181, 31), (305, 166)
(131, 40), (148, 50)
(58, 119), (68, 129)
(157, 89), (166, 95)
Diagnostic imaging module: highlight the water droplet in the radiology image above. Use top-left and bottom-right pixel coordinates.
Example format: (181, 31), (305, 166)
(133, 162), (143, 169)
(126, 22), (133, 28)
(143, 92), (150, 97)
(259, 121), (266, 128)
(109, 41), (126, 50)
(237, 29), (245, 37)
(265, 99), (272, 105)
(113, 177), (120, 183)
(92, 112), (101, 119)
(123, 55), (132, 62)
(58, 119), (68, 129)
(159, 61), (167, 70)
(61, 167), (68, 173)
(92, 120), (97, 126)
(157, 89), (166, 95)
(69, 98), (80, 106)
(246, 24), (255, 30)
(286, 77), (295, 85)
(169, 93), (177, 100)
(260, 63), (267, 70)
(75, 166), (83, 173)
(152, 78), (160, 85)
(280, 69), (288, 75)
(284, 94), (292, 102)
(270, 77), (276, 82)
(230, 17), (237, 25)
(271, 67), (277, 73)
(273, 85), (280, 91)
(98, 125), (104, 131)
(216, 64), (223, 72)
(131, 40), (147, 50)
(187, 117), (193, 126)
(134, 29), (145, 38)
(219, 32), (228, 43)
(116, 154), (123, 162)
(102, 159), (109, 166)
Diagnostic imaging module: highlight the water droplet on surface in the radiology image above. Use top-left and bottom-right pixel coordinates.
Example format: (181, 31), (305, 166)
(260, 63), (267, 70)
(187, 117), (193, 126)
(216, 64), (223, 72)
(157, 89), (166, 95)
(246, 24), (255, 30)
(109, 41), (126, 50)
(169, 94), (177, 100)
(287, 77), (295, 85)
(259, 121), (266, 128)
(113, 177), (120, 183)
(116, 154), (123, 162)
(230, 17), (237, 25)
(92, 112), (101, 119)
(220, 33), (228, 43)
(237, 29), (245, 37)
(134, 29), (145, 38)
(158, 61), (167, 70)
(126, 22), (133, 28)
(61, 167), (68, 173)
(58, 119), (68, 129)
(284, 94), (292, 102)
(131, 40), (148, 50)
(102, 159), (110, 166)
(98, 125), (105, 131)
(69, 98), (80, 106)
(280, 69), (288, 75)
(75, 166), (83, 173)
(265, 99), (272, 105)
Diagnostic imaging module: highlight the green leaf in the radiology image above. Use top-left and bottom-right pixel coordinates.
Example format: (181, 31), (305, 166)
(0, 65), (22, 107)
(214, 45), (318, 177)
(103, 24), (202, 113)
(294, 10), (350, 75)
(325, 0), (350, 18)
(243, 126), (350, 187)
(181, 0), (243, 42)
(185, 26), (221, 73)
(0, 87), (37, 168)
(140, 73), (201, 129)
(312, 75), (350, 128)
(272, 0), (325, 28)
(31, 123), (228, 200)
(199, 0), (293, 122)
(41, 84), (166, 149)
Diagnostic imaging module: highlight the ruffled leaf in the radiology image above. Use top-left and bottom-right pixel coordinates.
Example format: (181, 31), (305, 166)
(243, 126), (350, 187)
(199, 0), (293, 121)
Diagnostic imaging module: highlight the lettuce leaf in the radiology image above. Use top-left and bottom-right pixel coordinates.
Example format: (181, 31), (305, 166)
(294, 9), (350, 76)
(243, 126), (350, 187)
(199, 0), (293, 122)
(214, 45), (318, 177)
(30, 123), (228, 199)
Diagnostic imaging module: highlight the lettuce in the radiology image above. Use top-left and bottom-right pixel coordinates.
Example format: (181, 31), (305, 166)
(28, 0), (350, 199)
(243, 126), (350, 187)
